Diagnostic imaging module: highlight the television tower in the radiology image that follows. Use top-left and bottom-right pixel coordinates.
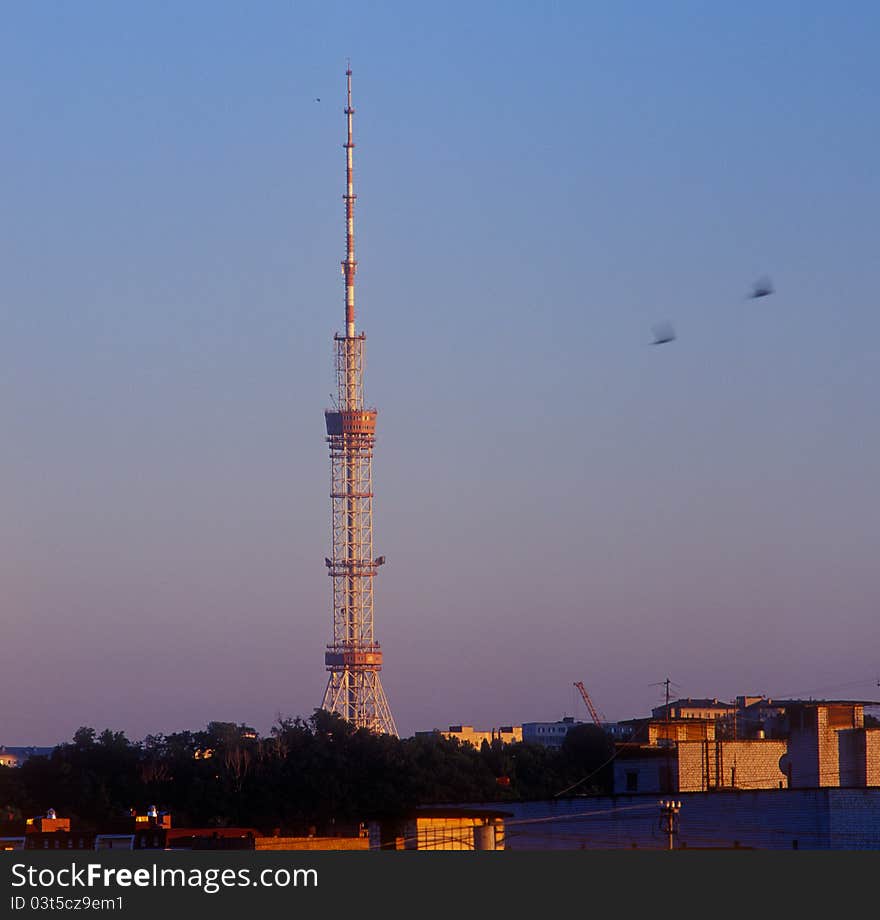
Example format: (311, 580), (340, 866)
(320, 67), (397, 736)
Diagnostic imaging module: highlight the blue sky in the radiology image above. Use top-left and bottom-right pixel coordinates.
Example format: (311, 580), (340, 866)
(1, 2), (878, 742)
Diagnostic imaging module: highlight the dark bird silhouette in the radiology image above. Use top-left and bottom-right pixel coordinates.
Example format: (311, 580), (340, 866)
(748, 276), (774, 299)
(651, 321), (676, 345)
(315, 97), (321, 102)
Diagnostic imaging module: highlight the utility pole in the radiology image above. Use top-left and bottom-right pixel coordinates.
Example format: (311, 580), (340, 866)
(659, 799), (681, 850)
(664, 677), (672, 793)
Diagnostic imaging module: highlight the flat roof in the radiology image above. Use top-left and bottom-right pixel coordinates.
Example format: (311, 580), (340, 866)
(769, 699), (880, 707)
(413, 808), (513, 819)
(655, 699), (734, 708)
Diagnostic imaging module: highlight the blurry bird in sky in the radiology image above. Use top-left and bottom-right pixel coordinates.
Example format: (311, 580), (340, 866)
(748, 275), (774, 299)
(651, 321), (676, 345)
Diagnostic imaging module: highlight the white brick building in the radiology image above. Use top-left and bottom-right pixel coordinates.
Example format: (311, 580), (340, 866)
(614, 700), (880, 795)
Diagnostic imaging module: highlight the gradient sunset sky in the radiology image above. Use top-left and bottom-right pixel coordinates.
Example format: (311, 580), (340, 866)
(2, 1), (878, 743)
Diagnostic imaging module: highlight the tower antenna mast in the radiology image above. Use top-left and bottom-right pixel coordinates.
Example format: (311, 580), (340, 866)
(343, 63), (356, 338)
(320, 67), (397, 736)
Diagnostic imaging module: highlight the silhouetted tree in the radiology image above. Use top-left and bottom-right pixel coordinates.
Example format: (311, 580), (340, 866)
(8, 714), (615, 832)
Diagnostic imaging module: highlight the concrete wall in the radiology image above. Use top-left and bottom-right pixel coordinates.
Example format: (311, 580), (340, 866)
(614, 755), (670, 795)
(788, 704), (863, 788)
(461, 789), (880, 850)
(836, 728), (880, 788)
(787, 708), (820, 788)
(838, 729), (866, 787)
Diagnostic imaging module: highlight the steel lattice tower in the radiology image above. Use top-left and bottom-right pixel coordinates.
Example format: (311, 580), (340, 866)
(320, 68), (397, 736)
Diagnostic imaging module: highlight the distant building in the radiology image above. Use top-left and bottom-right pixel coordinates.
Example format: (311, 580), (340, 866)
(733, 696), (788, 739)
(418, 718), (628, 750)
(0, 746), (55, 768)
(652, 698), (735, 722)
(416, 725), (522, 748)
(522, 717), (631, 748)
(522, 717), (584, 749)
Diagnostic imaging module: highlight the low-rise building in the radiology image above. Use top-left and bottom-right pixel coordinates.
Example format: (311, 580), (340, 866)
(368, 808), (510, 850)
(522, 717), (584, 749)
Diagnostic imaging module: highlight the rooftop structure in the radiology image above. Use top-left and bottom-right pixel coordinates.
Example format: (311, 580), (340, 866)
(368, 808), (510, 850)
(651, 698), (735, 721)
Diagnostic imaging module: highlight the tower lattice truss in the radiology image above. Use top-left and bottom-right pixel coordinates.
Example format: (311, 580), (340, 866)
(320, 69), (397, 736)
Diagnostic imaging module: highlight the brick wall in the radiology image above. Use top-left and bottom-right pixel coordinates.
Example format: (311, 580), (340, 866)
(866, 731), (880, 786)
(817, 706), (841, 786)
(677, 740), (787, 791)
(254, 836), (368, 850)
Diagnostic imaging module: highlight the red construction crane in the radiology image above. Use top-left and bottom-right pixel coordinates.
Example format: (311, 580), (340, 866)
(573, 681), (604, 728)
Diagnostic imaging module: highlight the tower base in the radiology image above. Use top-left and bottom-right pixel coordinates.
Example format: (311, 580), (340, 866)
(321, 669), (398, 737)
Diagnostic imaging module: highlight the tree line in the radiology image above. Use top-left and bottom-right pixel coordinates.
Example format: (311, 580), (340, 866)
(0, 711), (614, 834)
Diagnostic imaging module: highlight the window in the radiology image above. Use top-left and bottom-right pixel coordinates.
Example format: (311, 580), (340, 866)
(625, 771), (639, 792)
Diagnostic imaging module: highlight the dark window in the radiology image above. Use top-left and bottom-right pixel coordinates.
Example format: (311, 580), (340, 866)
(626, 771), (638, 792)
